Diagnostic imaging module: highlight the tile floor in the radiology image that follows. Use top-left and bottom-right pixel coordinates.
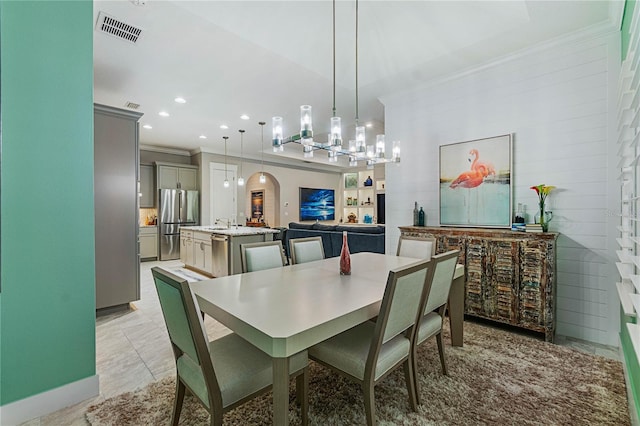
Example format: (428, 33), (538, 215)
(19, 259), (621, 425)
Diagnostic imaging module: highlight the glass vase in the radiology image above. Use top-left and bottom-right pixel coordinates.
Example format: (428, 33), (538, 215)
(534, 204), (553, 232)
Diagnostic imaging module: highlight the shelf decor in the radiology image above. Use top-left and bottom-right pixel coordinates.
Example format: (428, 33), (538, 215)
(345, 172), (358, 189)
(439, 134), (512, 228)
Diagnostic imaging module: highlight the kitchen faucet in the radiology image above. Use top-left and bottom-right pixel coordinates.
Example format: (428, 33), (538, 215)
(215, 218), (231, 228)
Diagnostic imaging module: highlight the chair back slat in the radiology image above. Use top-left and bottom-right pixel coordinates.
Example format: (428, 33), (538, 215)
(242, 241), (286, 272)
(290, 237), (325, 264)
(423, 250), (460, 314)
(381, 260), (432, 343)
(397, 236), (436, 260)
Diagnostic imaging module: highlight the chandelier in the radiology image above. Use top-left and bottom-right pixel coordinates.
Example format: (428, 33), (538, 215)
(271, 0), (400, 167)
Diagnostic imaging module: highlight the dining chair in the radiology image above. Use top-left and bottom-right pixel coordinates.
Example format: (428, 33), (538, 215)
(289, 236), (325, 265)
(412, 249), (460, 405)
(396, 235), (437, 260)
(240, 240), (286, 273)
(308, 258), (434, 426)
(151, 267), (309, 426)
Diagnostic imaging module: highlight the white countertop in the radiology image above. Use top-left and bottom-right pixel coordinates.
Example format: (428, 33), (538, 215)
(181, 225), (279, 236)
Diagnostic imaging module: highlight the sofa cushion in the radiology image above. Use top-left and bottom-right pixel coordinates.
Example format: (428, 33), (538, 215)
(313, 223), (337, 231)
(335, 225), (385, 234)
(288, 222), (314, 230)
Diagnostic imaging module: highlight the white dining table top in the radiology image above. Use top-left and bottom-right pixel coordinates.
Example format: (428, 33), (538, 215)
(190, 252), (463, 358)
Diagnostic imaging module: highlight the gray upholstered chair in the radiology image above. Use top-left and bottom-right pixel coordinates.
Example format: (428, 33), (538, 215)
(308, 259), (434, 426)
(151, 267), (309, 426)
(412, 249), (460, 404)
(240, 241), (286, 273)
(289, 236), (325, 265)
(397, 235), (437, 260)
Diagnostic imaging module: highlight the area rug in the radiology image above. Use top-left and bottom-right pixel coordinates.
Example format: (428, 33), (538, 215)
(86, 320), (629, 425)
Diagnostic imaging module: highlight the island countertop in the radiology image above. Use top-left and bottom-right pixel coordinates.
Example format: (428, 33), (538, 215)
(181, 225), (279, 237)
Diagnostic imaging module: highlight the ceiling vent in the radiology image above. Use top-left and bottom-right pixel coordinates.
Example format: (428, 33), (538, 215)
(95, 11), (142, 44)
(124, 101), (140, 110)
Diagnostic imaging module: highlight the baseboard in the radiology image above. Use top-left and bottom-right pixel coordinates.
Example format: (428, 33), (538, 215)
(0, 374), (99, 425)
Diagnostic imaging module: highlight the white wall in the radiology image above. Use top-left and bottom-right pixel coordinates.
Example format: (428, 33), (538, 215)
(195, 152), (342, 227)
(382, 29), (621, 345)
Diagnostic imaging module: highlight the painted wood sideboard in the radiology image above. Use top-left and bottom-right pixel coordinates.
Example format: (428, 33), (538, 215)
(399, 226), (558, 342)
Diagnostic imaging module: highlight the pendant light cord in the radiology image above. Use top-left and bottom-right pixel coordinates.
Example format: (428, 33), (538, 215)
(355, 0), (359, 125)
(223, 136), (228, 178)
(259, 121), (266, 172)
(238, 129), (244, 177)
(332, 0), (336, 118)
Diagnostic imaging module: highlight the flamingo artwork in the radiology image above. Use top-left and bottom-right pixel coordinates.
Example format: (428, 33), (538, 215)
(449, 149), (495, 189)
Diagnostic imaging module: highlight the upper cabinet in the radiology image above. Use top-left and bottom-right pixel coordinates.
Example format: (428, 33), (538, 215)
(156, 162), (198, 190)
(139, 164), (155, 208)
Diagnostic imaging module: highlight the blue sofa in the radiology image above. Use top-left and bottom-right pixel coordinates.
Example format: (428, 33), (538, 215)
(283, 222), (385, 260)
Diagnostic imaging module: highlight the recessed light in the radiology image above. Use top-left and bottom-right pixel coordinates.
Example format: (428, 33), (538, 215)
(159, 111), (170, 117)
(142, 124), (152, 129)
(365, 122), (373, 128)
(199, 135), (207, 139)
(220, 124), (229, 129)
(240, 114), (250, 120)
(174, 97), (186, 104)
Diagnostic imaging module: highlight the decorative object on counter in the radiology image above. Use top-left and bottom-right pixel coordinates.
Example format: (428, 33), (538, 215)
(418, 206), (425, 226)
(364, 175), (373, 186)
(530, 184), (555, 232)
(267, 0), (400, 167)
(347, 212), (357, 223)
(339, 231), (351, 275)
(222, 136), (230, 188)
(363, 214), (373, 224)
(514, 203), (525, 223)
(413, 201), (419, 226)
(440, 134), (512, 228)
(237, 129), (245, 186)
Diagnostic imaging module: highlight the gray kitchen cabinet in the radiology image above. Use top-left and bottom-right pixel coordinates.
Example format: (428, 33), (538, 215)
(139, 164), (155, 208)
(139, 226), (158, 260)
(180, 229), (194, 266)
(157, 163), (198, 190)
(193, 231), (213, 275)
(94, 103), (142, 310)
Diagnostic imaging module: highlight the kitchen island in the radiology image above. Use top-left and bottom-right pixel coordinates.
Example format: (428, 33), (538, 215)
(180, 226), (279, 277)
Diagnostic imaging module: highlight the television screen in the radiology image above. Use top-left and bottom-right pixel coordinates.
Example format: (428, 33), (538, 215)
(299, 187), (335, 221)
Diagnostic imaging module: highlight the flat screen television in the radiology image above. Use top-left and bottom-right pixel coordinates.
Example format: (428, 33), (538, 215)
(299, 187), (335, 221)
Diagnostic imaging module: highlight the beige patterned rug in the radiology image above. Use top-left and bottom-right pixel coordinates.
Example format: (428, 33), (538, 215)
(86, 320), (629, 425)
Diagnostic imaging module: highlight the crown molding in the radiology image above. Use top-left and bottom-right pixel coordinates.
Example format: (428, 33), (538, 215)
(139, 144), (191, 157)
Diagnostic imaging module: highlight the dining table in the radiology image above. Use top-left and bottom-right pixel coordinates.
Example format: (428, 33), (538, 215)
(190, 252), (465, 425)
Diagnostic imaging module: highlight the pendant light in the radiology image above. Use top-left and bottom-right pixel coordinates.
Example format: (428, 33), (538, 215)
(237, 129), (245, 186)
(354, 0), (366, 156)
(222, 136), (230, 188)
(259, 121), (266, 184)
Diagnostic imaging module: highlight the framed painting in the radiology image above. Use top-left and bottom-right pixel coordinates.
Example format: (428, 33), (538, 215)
(439, 134), (512, 228)
(251, 190), (264, 220)
(344, 172), (358, 189)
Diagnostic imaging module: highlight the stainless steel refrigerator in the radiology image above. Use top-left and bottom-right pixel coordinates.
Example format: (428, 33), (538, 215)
(159, 189), (199, 260)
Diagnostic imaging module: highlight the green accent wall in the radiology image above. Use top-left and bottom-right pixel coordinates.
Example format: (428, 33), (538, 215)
(622, 0), (636, 61)
(0, 0), (95, 405)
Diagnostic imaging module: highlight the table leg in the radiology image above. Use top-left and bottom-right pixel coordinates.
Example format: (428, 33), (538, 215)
(448, 275), (464, 347)
(273, 357), (289, 426)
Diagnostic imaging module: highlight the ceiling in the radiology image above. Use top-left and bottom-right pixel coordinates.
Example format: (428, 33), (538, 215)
(93, 0), (621, 170)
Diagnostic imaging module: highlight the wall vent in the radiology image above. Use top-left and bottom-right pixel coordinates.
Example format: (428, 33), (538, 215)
(125, 101), (140, 110)
(95, 11), (143, 44)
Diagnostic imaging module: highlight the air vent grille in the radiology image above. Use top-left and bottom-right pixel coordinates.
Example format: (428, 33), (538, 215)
(125, 101), (140, 110)
(96, 11), (142, 44)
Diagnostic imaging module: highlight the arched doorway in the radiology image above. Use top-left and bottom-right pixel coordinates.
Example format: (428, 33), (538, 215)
(245, 172), (281, 227)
